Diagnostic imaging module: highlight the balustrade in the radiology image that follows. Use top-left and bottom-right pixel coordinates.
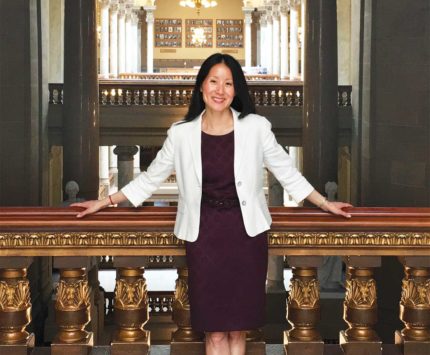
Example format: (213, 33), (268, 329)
(48, 81), (352, 108)
(0, 207), (429, 354)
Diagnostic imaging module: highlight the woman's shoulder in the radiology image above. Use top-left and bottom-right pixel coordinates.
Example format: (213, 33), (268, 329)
(240, 112), (271, 129)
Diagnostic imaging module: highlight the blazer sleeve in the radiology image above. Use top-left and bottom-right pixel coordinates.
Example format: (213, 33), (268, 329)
(121, 126), (175, 207)
(261, 118), (314, 203)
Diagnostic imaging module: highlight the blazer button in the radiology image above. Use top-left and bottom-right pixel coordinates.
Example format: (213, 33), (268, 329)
(237, 181), (242, 187)
(242, 200), (246, 206)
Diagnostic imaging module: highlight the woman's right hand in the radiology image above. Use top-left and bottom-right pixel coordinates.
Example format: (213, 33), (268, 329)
(71, 199), (108, 218)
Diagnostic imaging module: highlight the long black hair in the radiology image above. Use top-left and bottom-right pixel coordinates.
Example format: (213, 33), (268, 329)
(184, 53), (256, 121)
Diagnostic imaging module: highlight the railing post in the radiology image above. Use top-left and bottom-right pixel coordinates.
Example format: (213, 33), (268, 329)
(171, 258), (204, 355)
(0, 257), (34, 355)
(111, 257), (150, 355)
(340, 256), (381, 355)
(395, 256), (430, 355)
(285, 256), (324, 355)
(51, 257), (93, 355)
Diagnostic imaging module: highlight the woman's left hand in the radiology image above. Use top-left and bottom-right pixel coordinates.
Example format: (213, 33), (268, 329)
(321, 201), (353, 218)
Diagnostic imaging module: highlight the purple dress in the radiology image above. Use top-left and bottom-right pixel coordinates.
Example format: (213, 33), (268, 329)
(185, 130), (268, 332)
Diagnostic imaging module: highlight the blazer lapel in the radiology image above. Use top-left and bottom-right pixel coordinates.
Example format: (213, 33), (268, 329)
(189, 113), (203, 185)
(233, 109), (249, 176)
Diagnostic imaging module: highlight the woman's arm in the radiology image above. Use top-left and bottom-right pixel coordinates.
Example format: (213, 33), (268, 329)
(72, 191), (128, 218)
(306, 189), (352, 218)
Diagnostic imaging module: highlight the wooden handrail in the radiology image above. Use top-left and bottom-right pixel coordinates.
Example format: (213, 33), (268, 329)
(0, 207), (429, 256)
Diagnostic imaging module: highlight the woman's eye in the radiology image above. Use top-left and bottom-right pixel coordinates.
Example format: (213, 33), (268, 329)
(226, 82), (233, 86)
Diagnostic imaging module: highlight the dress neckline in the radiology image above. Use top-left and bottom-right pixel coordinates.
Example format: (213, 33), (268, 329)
(201, 130), (234, 137)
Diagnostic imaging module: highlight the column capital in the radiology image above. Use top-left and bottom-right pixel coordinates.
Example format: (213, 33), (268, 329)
(288, 0), (301, 9)
(144, 6), (156, 24)
(280, 5), (289, 15)
(114, 145), (139, 161)
(242, 7), (253, 24)
(100, 0), (110, 8)
(110, 3), (119, 13)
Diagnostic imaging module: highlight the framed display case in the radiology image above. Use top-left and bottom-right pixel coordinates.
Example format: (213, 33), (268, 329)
(185, 19), (213, 48)
(154, 18), (182, 48)
(216, 19), (243, 48)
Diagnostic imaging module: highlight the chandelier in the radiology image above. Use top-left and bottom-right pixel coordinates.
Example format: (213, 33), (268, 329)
(191, 27), (207, 46)
(179, 0), (217, 14)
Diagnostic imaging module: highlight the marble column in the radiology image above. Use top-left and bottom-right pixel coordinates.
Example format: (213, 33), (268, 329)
(280, 6), (289, 79)
(118, 7), (126, 75)
(144, 6), (156, 73)
(266, 14), (273, 74)
(125, 7), (133, 73)
(259, 12), (267, 70)
(63, 0), (99, 200)
(302, 0), (338, 193)
(109, 2), (119, 78)
(289, 2), (299, 79)
(272, 10), (280, 76)
(137, 17), (142, 72)
(99, 146), (110, 182)
(109, 146), (118, 173)
(131, 11), (139, 73)
(114, 146), (139, 206)
(100, 0), (110, 78)
(300, 0), (305, 79)
(243, 7), (253, 68)
(134, 146), (141, 174)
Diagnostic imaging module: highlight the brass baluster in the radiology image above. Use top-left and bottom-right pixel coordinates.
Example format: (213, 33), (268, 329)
(285, 256), (324, 355)
(0, 260), (35, 355)
(111, 264), (150, 355)
(340, 256), (382, 355)
(171, 265), (204, 355)
(51, 267), (93, 355)
(395, 256), (430, 355)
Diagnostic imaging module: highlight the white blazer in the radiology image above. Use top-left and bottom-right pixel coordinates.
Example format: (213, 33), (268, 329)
(122, 108), (314, 242)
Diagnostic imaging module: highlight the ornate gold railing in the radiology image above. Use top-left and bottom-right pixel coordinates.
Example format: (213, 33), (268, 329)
(48, 82), (352, 107)
(0, 207), (428, 355)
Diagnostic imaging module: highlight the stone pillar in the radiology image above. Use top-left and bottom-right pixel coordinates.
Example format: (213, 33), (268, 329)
(109, 146), (118, 173)
(99, 146), (110, 182)
(114, 146), (138, 206)
(301, 0), (338, 194)
(134, 146), (141, 174)
(272, 10), (280, 76)
(300, 0), (305, 79)
(280, 6), (289, 79)
(125, 7), (133, 73)
(243, 7), (253, 68)
(144, 6), (156, 73)
(137, 16), (142, 72)
(100, 0), (110, 78)
(118, 7), (126, 75)
(289, 3), (299, 79)
(63, 0), (99, 200)
(259, 12), (268, 70)
(109, 1), (119, 78)
(266, 15), (273, 74)
(131, 11), (139, 73)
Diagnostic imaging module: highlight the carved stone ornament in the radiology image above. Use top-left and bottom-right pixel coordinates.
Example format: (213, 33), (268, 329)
(0, 280), (31, 311)
(0, 232), (429, 250)
(345, 279), (377, 308)
(401, 279), (430, 308)
(174, 278), (190, 308)
(115, 278), (147, 310)
(288, 279), (319, 308)
(56, 279), (90, 311)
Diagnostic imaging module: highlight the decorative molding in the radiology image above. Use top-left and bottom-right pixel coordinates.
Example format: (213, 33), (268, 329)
(0, 280), (31, 311)
(0, 232), (429, 249)
(56, 279), (90, 311)
(288, 279), (319, 308)
(115, 278), (148, 310)
(345, 279), (377, 308)
(401, 278), (430, 308)
(174, 278), (190, 308)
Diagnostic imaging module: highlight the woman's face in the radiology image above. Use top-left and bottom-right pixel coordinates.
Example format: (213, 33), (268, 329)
(201, 63), (235, 114)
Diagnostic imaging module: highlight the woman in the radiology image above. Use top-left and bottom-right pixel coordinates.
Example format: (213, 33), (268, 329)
(73, 53), (351, 355)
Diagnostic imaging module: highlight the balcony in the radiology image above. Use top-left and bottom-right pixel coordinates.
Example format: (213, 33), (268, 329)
(48, 81), (352, 147)
(0, 207), (429, 354)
